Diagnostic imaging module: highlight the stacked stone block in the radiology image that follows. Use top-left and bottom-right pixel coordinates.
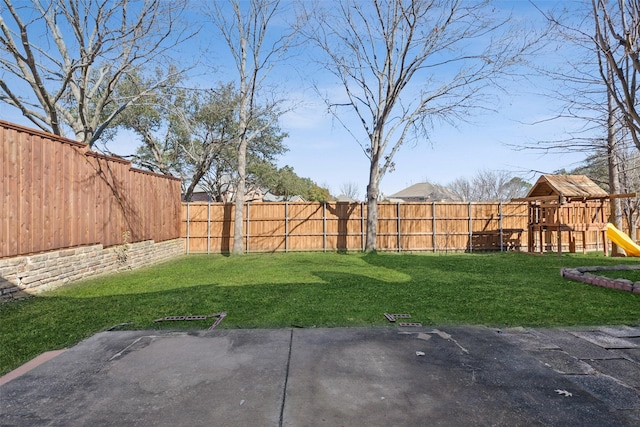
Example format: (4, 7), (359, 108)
(0, 239), (184, 298)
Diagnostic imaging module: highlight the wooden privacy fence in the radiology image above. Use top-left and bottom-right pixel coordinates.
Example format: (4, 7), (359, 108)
(1, 120), (182, 258)
(182, 201), (533, 253)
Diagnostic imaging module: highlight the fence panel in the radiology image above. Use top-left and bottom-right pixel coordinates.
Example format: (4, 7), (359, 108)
(325, 202), (365, 251)
(287, 203), (325, 251)
(181, 201), (638, 256)
(182, 201), (541, 254)
(1, 120), (181, 258)
(398, 203), (434, 251)
(248, 202), (287, 252)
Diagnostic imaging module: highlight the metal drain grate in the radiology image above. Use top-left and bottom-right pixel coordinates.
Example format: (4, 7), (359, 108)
(153, 311), (227, 330)
(384, 313), (412, 322)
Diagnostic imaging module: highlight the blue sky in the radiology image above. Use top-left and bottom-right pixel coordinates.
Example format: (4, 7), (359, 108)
(1, 0), (596, 200)
(266, 0), (593, 199)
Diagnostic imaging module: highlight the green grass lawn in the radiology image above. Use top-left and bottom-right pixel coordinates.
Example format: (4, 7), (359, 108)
(595, 269), (640, 282)
(2, 251), (639, 375)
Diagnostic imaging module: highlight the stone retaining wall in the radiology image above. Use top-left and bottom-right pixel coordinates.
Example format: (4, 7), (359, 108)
(561, 265), (640, 293)
(0, 239), (184, 298)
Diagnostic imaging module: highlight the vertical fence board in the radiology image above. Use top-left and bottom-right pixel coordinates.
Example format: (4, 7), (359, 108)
(19, 132), (33, 254)
(1, 127), (20, 255)
(32, 135), (44, 251)
(79, 151), (90, 246)
(60, 141), (71, 249)
(42, 136), (54, 249)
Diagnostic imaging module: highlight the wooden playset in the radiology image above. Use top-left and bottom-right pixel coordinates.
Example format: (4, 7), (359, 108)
(514, 175), (635, 256)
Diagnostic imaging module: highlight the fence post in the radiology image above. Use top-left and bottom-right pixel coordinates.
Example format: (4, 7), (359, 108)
(285, 202), (289, 253)
(499, 202), (504, 252)
(432, 201), (437, 253)
(323, 202), (327, 252)
(361, 201), (365, 252)
(594, 205), (601, 252)
(468, 202), (473, 253)
(186, 202), (190, 254)
(245, 202), (250, 254)
(207, 201), (211, 254)
(397, 202), (402, 252)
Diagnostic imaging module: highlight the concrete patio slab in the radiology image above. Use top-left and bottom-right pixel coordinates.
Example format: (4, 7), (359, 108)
(531, 329), (627, 360)
(2, 326), (639, 426)
(598, 326), (640, 338)
(588, 358), (640, 388)
(527, 349), (596, 375)
(569, 331), (639, 349)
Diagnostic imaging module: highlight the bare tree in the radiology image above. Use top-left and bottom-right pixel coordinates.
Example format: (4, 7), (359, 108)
(449, 170), (530, 202)
(206, 0), (294, 254)
(339, 182), (360, 201)
(0, 0), (189, 146)
(608, 142), (639, 239)
(619, 148), (640, 238)
(591, 0), (640, 247)
(449, 177), (474, 202)
(526, 2), (636, 248)
(302, 0), (544, 251)
(569, 143), (640, 239)
(605, 62), (625, 254)
(592, 0), (640, 152)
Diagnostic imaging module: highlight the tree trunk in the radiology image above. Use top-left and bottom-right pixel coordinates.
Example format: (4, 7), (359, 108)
(232, 19), (250, 256)
(607, 147), (623, 256)
(607, 64), (623, 256)
(365, 156), (380, 252)
(232, 134), (247, 255)
(74, 127), (92, 146)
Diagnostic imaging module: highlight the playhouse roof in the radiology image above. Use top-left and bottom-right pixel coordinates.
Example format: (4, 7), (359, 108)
(524, 174), (608, 200)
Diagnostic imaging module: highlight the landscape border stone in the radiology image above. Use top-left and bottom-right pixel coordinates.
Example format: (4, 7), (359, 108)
(561, 265), (640, 294)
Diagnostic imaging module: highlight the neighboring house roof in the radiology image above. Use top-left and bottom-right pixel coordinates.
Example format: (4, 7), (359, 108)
(388, 182), (461, 202)
(184, 183), (265, 202)
(335, 194), (356, 202)
(182, 184), (211, 202)
(525, 174), (608, 200)
(192, 184), (209, 193)
(184, 184), (305, 203)
(261, 191), (306, 202)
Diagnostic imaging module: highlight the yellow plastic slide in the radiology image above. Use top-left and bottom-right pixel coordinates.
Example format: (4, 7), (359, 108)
(606, 223), (640, 257)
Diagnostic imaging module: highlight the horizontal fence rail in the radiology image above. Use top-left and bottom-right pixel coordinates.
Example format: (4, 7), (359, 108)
(182, 201), (535, 254)
(1, 120), (182, 258)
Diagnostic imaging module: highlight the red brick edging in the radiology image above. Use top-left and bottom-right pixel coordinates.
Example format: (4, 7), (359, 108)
(561, 265), (640, 293)
(0, 349), (67, 386)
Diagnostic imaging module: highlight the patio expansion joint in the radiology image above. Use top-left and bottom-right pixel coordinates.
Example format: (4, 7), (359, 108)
(279, 328), (294, 427)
